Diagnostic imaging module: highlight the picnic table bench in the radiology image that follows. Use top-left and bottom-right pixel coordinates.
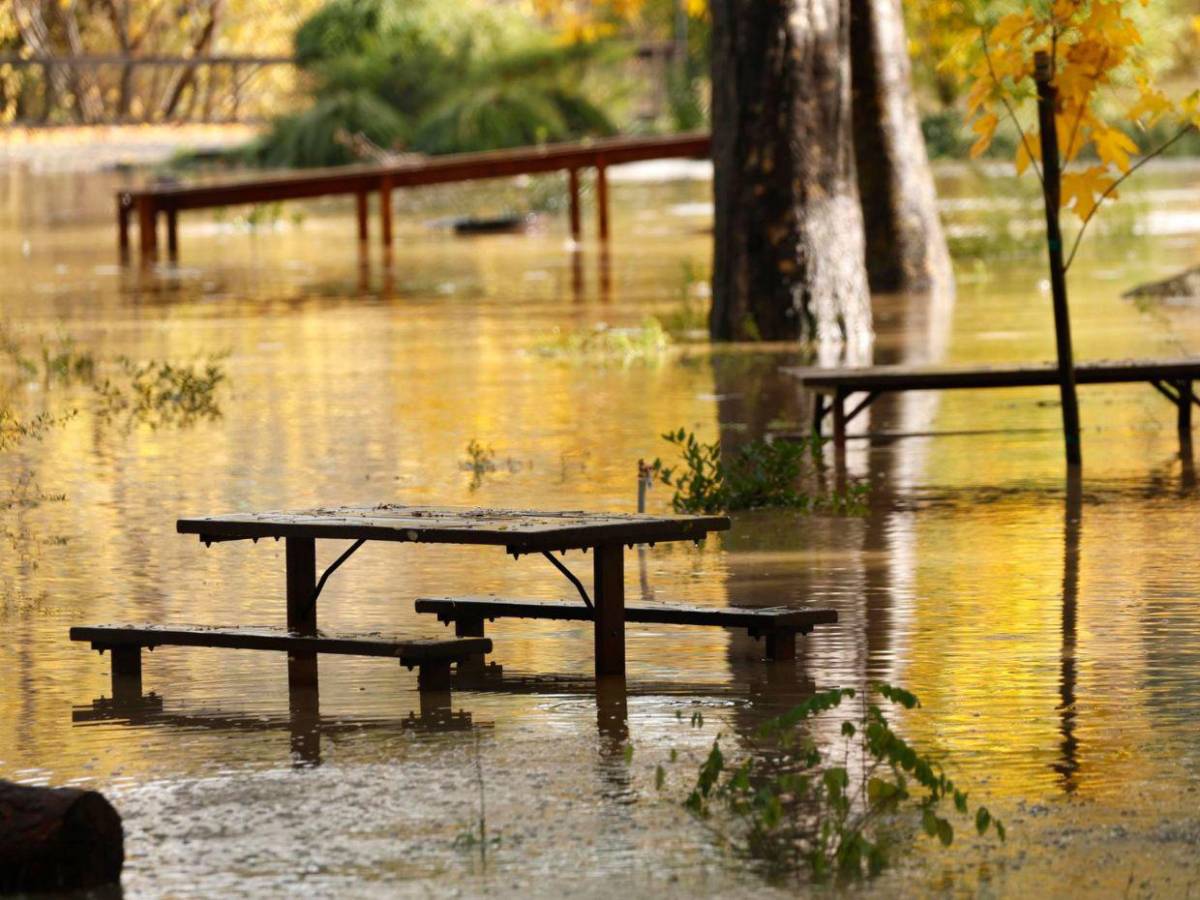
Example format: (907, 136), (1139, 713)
(72, 506), (744, 690)
(785, 358), (1200, 449)
(415, 597), (838, 661)
(69, 624), (489, 699)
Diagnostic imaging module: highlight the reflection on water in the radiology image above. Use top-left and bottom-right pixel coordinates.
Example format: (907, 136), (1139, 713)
(2, 159), (1200, 896)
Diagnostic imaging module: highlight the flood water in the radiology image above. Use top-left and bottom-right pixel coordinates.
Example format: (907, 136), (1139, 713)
(2, 155), (1200, 897)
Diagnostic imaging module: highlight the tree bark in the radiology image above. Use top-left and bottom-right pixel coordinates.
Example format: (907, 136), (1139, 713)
(850, 0), (951, 293)
(0, 780), (124, 892)
(709, 0), (871, 346)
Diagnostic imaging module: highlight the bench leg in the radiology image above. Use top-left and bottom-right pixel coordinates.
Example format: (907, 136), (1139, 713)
(593, 542), (626, 678)
(286, 537), (319, 688)
(417, 659), (453, 693)
(109, 646), (143, 702)
(764, 630), (796, 661)
(1176, 380), (1193, 436)
(832, 389), (848, 448)
(165, 208), (179, 260)
(811, 394), (826, 438)
(454, 617), (487, 676)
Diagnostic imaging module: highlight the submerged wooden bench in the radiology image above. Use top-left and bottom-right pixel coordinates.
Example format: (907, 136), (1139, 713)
(415, 597), (838, 661)
(70, 625), (491, 697)
(785, 358), (1200, 449)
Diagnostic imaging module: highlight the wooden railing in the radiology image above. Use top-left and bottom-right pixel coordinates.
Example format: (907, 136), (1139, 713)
(116, 131), (712, 261)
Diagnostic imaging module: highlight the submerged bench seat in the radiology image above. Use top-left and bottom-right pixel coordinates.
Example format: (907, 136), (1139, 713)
(69, 624), (491, 696)
(415, 597), (837, 661)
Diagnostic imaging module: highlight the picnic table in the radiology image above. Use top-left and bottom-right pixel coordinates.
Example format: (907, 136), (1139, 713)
(785, 358), (1200, 450)
(71, 506), (737, 693)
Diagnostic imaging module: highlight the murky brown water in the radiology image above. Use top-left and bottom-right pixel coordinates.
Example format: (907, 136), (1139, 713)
(2, 155), (1200, 897)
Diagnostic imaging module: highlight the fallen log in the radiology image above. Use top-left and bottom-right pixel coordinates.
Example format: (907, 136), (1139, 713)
(0, 780), (123, 893)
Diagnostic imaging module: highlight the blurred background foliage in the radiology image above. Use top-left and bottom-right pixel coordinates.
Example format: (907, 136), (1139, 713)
(2, 0), (1197, 164)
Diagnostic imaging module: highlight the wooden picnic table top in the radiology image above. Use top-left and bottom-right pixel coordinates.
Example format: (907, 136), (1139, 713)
(783, 357), (1200, 392)
(177, 505), (730, 552)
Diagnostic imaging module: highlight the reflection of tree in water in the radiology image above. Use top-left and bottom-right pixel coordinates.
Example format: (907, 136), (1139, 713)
(1053, 473), (1081, 794)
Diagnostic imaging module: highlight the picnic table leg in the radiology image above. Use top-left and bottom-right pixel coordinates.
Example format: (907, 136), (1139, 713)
(593, 543), (626, 678)
(109, 646), (142, 703)
(117, 196), (131, 260)
(286, 537), (318, 688)
(165, 208), (179, 260)
(1176, 379), (1193, 435)
(764, 630), (797, 661)
(136, 196), (158, 261)
(832, 389), (848, 447)
(811, 393), (826, 438)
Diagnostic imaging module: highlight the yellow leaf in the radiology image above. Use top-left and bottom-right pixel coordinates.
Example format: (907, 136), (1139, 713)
(991, 11), (1033, 45)
(1015, 138), (1036, 175)
(970, 112), (999, 159)
(1093, 126), (1138, 172)
(1127, 83), (1172, 126)
(1061, 166), (1116, 221)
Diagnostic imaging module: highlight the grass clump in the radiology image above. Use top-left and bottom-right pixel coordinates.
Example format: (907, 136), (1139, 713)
(663, 684), (1005, 883)
(533, 318), (670, 363)
(650, 428), (866, 514)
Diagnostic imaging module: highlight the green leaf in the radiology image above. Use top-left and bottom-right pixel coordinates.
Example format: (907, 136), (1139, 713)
(841, 720), (857, 738)
(996, 820), (1007, 842)
(655, 764), (665, 790)
(936, 817), (953, 847)
(976, 807), (991, 835)
(623, 743), (634, 764)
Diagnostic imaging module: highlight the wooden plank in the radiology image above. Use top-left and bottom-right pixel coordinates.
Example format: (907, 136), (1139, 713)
(69, 625), (491, 662)
(415, 597), (838, 630)
(784, 359), (1200, 392)
(177, 505), (730, 550)
(593, 543), (625, 678)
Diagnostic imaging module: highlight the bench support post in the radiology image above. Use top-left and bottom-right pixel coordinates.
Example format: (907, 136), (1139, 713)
(286, 537), (318, 688)
(593, 543), (626, 678)
(832, 389), (848, 448)
(165, 208), (178, 260)
(764, 630), (796, 662)
(454, 616), (487, 675)
(109, 646), (143, 702)
(1176, 380), (1193, 435)
(117, 196), (131, 259)
(417, 660), (452, 693)
(811, 394), (826, 438)
(567, 168), (581, 242)
(136, 196), (158, 261)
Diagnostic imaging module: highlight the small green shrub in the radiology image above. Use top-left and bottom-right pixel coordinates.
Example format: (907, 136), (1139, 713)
(651, 428), (866, 514)
(670, 684), (1005, 882)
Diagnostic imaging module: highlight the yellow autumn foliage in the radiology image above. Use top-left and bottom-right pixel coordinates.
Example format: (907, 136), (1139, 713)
(965, 0), (1199, 224)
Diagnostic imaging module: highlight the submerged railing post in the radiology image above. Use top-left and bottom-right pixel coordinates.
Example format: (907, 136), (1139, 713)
(567, 167), (582, 242)
(379, 174), (393, 248)
(596, 164), (610, 241)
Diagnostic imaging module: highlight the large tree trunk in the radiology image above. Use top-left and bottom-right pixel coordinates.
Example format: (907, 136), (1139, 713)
(709, 0), (871, 346)
(0, 780), (124, 892)
(850, 0), (951, 293)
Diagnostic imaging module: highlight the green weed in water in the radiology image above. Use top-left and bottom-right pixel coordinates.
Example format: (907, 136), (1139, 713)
(650, 428), (867, 514)
(665, 684), (1005, 883)
(532, 318), (670, 363)
(463, 439), (496, 491)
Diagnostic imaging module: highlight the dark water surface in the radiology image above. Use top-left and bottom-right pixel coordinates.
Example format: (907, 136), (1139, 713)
(2, 158), (1200, 897)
